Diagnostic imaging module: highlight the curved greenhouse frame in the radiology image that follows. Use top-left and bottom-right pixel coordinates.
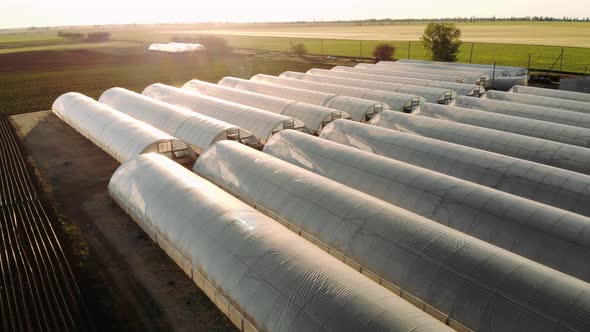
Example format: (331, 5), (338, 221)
(369, 110), (590, 175)
(281, 71), (456, 104)
(511, 85), (590, 103)
(264, 130), (590, 283)
(454, 95), (590, 129)
(99, 87), (260, 153)
(196, 140), (590, 332)
(317, 67), (484, 96)
(414, 102), (590, 148)
(485, 90), (590, 114)
(251, 74), (424, 112)
(109, 153), (450, 332)
(181, 79), (349, 134)
(320, 119), (590, 217)
(219, 77), (389, 121)
(142, 84), (306, 143)
(52, 92), (191, 163)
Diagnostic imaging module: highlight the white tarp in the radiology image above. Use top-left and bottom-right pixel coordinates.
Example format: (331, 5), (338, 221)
(142, 83), (306, 143)
(109, 153), (451, 332)
(218, 77), (389, 121)
(320, 119), (590, 217)
(369, 110), (590, 175)
(52, 92), (189, 163)
(264, 130), (590, 283)
(182, 79), (349, 134)
(99, 87), (259, 153)
(196, 140), (590, 332)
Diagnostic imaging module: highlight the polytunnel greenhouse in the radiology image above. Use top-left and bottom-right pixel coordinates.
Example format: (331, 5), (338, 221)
(280, 71), (457, 104)
(397, 59), (528, 76)
(320, 119), (590, 217)
(485, 90), (590, 113)
(181, 79), (350, 134)
(511, 85), (590, 103)
(357, 63), (489, 86)
(218, 77), (390, 121)
(109, 153), (450, 332)
(264, 130), (590, 282)
(195, 140), (590, 332)
(52, 92), (191, 163)
(377, 60), (504, 77)
(454, 95), (590, 129)
(332, 65), (466, 83)
(414, 102), (590, 148)
(308, 68), (485, 97)
(142, 83), (307, 143)
(99, 88), (260, 153)
(251, 74), (424, 112)
(369, 110), (590, 175)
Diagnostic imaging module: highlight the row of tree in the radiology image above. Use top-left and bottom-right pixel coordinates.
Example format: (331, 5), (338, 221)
(57, 31), (111, 42)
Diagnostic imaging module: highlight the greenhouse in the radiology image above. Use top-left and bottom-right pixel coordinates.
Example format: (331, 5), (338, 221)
(251, 74), (424, 112)
(511, 85), (590, 103)
(99, 88), (260, 153)
(308, 68), (485, 97)
(397, 59), (528, 77)
(181, 79), (349, 134)
(414, 102), (590, 148)
(280, 71), (457, 104)
(377, 60), (504, 77)
(358, 63), (489, 86)
(454, 95), (590, 129)
(142, 83), (307, 143)
(109, 153), (450, 332)
(195, 140), (590, 332)
(485, 90), (590, 113)
(264, 130), (590, 283)
(52, 92), (191, 163)
(218, 77), (390, 121)
(332, 65), (466, 83)
(370, 110), (590, 175)
(320, 119), (590, 217)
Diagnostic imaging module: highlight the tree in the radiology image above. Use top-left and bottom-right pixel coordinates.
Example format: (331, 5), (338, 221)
(86, 32), (111, 42)
(291, 43), (307, 55)
(171, 35), (231, 55)
(372, 43), (396, 62)
(420, 23), (462, 62)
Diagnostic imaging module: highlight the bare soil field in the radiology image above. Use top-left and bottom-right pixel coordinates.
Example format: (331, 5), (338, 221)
(10, 111), (237, 332)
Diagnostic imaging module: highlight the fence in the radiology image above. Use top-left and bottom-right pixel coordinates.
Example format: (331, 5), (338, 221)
(206, 34), (590, 74)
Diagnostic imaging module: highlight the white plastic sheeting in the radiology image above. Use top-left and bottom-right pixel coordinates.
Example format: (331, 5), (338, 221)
(414, 102), (590, 148)
(280, 71), (456, 104)
(251, 74), (424, 112)
(397, 59), (528, 77)
(181, 79), (349, 134)
(218, 77), (390, 121)
(377, 60), (504, 77)
(308, 68), (485, 97)
(196, 140), (590, 332)
(168, 42), (206, 51)
(485, 90), (590, 114)
(454, 95), (590, 129)
(264, 130), (590, 283)
(370, 110), (590, 175)
(52, 92), (190, 163)
(149, 42), (205, 52)
(109, 153), (451, 332)
(361, 63), (489, 86)
(511, 85), (590, 103)
(332, 65), (466, 83)
(320, 119), (590, 217)
(99, 88), (259, 153)
(142, 83), (306, 143)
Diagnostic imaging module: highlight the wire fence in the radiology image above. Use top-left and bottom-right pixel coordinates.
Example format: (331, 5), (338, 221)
(212, 34), (590, 74)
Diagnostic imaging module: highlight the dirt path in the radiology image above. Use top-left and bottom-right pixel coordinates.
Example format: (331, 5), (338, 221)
(10, 111), (236, 332)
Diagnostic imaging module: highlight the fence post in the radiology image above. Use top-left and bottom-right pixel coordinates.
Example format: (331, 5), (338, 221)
(559, 48), (564, 74)
(407, 40), (411, 59)
(360, 40), (363, 57)
(321, 39), (324, 56)
(491, 62), (496, 90)
(527, 54), (531, 72)
(289, 40), (292, 53)
(469, 43), (474, 64)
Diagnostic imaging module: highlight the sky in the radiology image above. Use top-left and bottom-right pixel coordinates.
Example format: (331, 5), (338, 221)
(2, 0), (590, 29)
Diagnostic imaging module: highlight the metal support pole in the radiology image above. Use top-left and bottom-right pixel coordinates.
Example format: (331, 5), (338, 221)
(360, 40), (363, 57)
(559, 48), (564, 74)
(527, 54), (531, 72)
(469, 43), (474, 64)
(289, 40), (292, 53)
(491, 62), (496, 90)
(407, 40), (411, 59)
(321, 40), (324, 56)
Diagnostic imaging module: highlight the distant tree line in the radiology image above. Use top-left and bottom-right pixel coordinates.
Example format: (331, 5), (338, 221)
(288, 16), (590, 26)
(57, 31), (111, 42)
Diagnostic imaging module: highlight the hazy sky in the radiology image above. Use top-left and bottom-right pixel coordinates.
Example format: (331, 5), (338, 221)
(2, 0), (590, 29)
